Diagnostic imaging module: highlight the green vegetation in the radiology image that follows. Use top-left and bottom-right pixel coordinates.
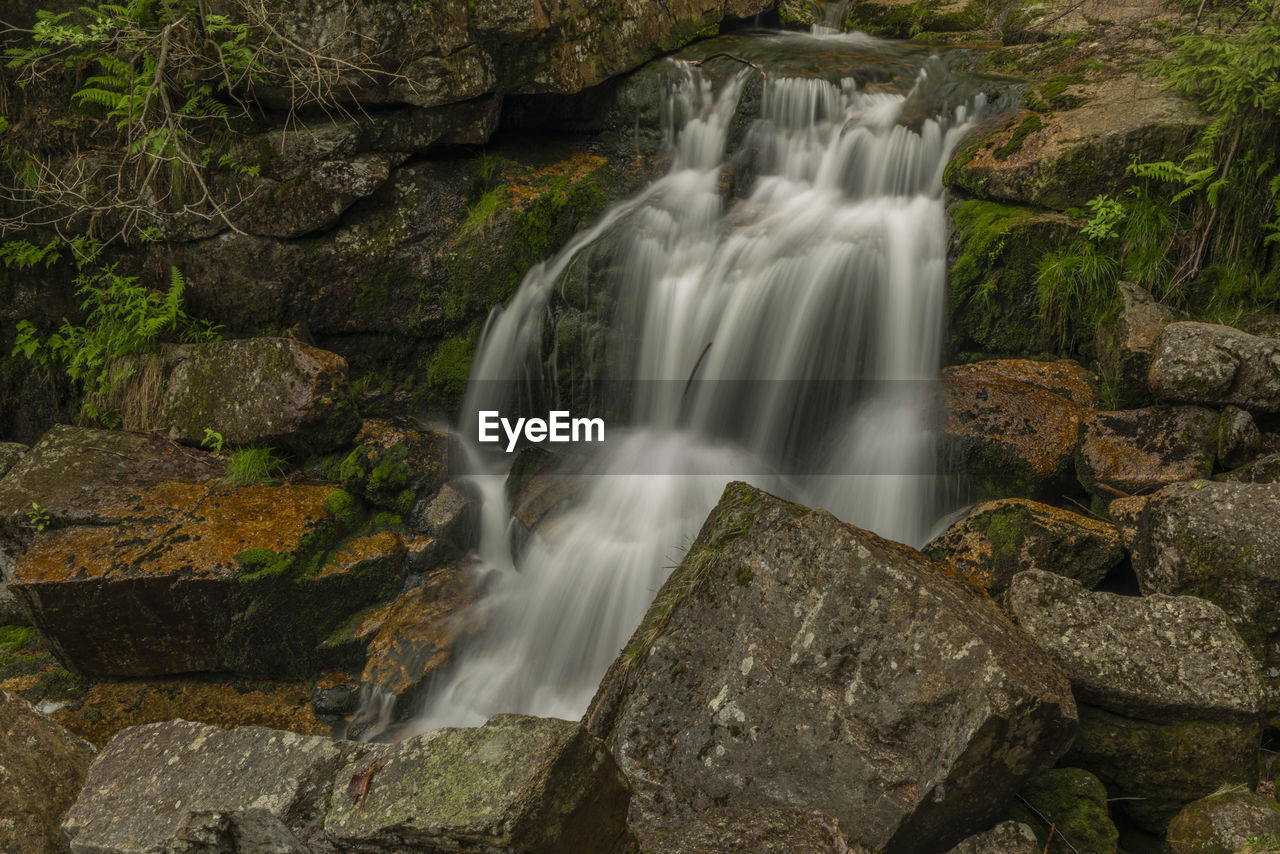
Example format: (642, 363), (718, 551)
(0, 625), (36, 653)
(10, 255), (219, 423)
(226, 446), (288, 485)
(25, 501), (50, 531)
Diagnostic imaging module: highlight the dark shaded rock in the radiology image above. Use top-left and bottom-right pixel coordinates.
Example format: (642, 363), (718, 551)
(925, 498), (1122, 592)
(945, 821), (1040, 854)
(942, 361), (1092, 499)
(586, 482), (1078, 854)
(1075, 406), (1217, 499)
(112, 337), (359, 453)
(410, 479), (479, 557)
(1009, 570), (1263, 722)
(945, 74), (1203, 210)
(1098, 281), (1180, 408)
(324, 714), (634, 854)
(619, 807), (864, 853)
(11, 481), (402, 677)
(1167, 789), (1280, 854)
(1064, 705), (1260, 833)
(0, 443), (26, 478)
(232, 153), (404, 240)
(1004, 768), (1118, 854)
(1115, 480), (1280, 721)
(311, 672), (361, 718)
(1218, 452), (1280, 483)
(62, 720), (353, 852)
(0, 690), (96, 854)
(1149, 322), (1280, 413)
(1216, 405), (1262, 469)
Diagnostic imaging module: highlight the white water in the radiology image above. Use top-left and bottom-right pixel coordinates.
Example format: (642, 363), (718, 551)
(395, 36), (992, 734)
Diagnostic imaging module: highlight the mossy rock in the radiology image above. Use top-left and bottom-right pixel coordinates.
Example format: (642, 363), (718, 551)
(1005, 768), (1119, 854)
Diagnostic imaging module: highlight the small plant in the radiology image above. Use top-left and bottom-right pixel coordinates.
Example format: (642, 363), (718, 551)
(226, 446), (288, 485)
(201, 428), (225, 452)
(1081, 194), (1126, 242)
(25, 502), (51, 531)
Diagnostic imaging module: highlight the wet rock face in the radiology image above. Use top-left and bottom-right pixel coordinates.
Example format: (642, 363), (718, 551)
(0, 690), (96, 854)
(941, 360), (1093, 499)
(63, 716), (633, 854)
(925, 498), (1122, 592)
(586, 482), (1077, 854)
(1009, 570), (1264, 722)
(1075, 406), (1218, 499)
(113, 337), (360, 453)
(1149, 322), (1280, 413)
(1167, 790), (1280, 854)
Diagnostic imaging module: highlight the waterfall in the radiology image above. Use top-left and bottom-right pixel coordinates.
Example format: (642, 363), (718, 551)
(394, 34), (996, 734)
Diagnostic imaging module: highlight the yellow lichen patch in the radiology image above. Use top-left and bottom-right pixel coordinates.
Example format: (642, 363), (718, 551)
(319, 531), (406, 578)
(52, 678), (330, 748)
(501, 153), (609, 211)
(949, 359), (1098, 408)
(360, 565), (486, 699)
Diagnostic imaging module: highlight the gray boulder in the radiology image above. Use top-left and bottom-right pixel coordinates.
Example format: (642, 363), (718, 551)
(586, 482), (1078, 854)
(1009, 570), (1264, 722)
(1098, 281), (1180, 408)
(410, 479), (479, 559)
(110, 337), (359, 453)
(1216, 406), (1262, 469)
(1218, 452), (1280, 483)
(946, 821), (1040, 854)
(1075, 406), (1217, 498)
(1166, 789), (1280, 854)
(63, 715), (632, 854)
(0, 691), (96, 854)
(1149, 322), (1280, 413)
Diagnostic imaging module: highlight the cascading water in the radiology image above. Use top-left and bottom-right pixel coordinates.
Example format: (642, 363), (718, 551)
(389, 32), (1003, 735)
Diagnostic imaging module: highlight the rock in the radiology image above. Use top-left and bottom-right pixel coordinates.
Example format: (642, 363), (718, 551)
(62, 719), (353, 852)
(1098, 281), (1180, 408)
(111, 337), (359, 453)
(1116, 481), (1280, 720)
(347, 563), (485, 730)
(586, 482), (1078, 853)
(410, 479), (479, 558)
(0, 690), (96, 854)
(331, 419), (458, 517)
(1075, 406), (1218, 499)
(946, 821), (1040, 854)
(1166, 789), (1280, 854)
(946, 74), (1204, 210)
(1009, 570), (1263, 722)
(0, 442), (26, 478)
(232, 152), (405, 239)
(11, 480), (403, 677)
(1064, 705), (1260, 833)
(1218, 452), (1280, 483)
(324, 714), (634, 853)
(512, 470), (587, 546)
(1217, 406), (1262, 469)
(1004, 768), (1118, 854)
(941, 361), (1091, 499)
(1149, 322), (1280, 413)
(925, 498), (1122, 592)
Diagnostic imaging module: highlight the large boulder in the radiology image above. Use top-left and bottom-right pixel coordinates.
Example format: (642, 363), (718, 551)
(1148, 322), (1280, 413)
(0, 690), (96, 854)
(11, 478), (403, 678)
(111, 337), (360, 453)
(942, 360), (1093, 499)
(1074, 406), (1218, 499)
(586, 482), (1078, 853)
(1009, 570), (1264, 721)
(925, 498), (1122, 592)
(1097, 281), (1180, 408)
(63, 716), (633, 854)
(1166, 789), (1280, 854)
(1113, 481), (1280, 720)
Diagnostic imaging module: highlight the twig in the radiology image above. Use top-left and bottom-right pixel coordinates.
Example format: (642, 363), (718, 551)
(1015, 793), (1082, 854)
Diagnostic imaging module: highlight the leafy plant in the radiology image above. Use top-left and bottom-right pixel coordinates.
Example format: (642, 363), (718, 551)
(25, 502), (51, 532)
(226, 446), (287, 485)
(11, 261), (220, 422)
(201, 428), (225, 452)
(1081, 194), (1126, 241)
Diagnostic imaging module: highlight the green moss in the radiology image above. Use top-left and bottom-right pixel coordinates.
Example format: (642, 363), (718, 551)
(370, 511), (404, 531)
(424, 330), (478, 413)
(994, 114), (1043, 160)
(339, 444), (414, 514)
(0, 625), (36, 653)
(1005, 768), (1119, 854)
(324, 489), (363, 531)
